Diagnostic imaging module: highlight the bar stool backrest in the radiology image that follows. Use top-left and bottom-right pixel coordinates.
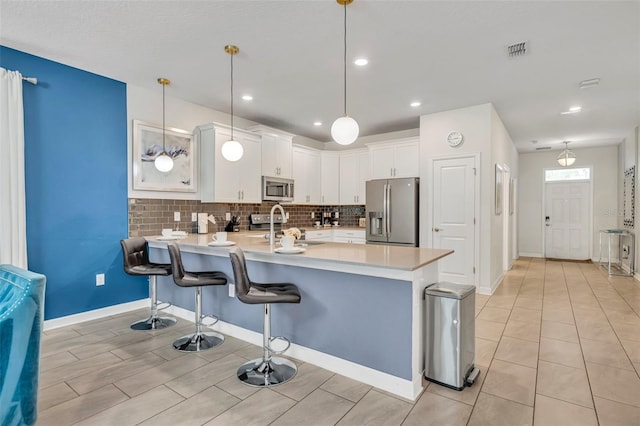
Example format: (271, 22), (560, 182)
(167, 244), (187, 285)
(121, 237), (150, 273)
(228, 247), (251, 301)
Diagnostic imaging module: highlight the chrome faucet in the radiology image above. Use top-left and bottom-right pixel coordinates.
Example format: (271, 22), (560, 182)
(270, 204), (287, 249)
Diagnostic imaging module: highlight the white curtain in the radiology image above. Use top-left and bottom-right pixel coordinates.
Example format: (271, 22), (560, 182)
(0, 67), (28, 268)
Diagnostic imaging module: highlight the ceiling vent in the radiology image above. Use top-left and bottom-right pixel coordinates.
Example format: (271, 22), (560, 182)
(507, 41), (528, 57)
(535, 146), (551, 151)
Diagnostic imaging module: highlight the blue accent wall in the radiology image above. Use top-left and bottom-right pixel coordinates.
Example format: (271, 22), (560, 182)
(0, 46), (147, 320)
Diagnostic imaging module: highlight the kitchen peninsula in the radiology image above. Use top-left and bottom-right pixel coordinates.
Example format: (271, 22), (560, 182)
(147, 232), (453, 400)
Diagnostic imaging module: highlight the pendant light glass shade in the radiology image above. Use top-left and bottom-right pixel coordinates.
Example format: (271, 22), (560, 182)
(223, 44), (243, 162)
(331, 116), (359, 145)
(154, 153), (174, 172)
(155, 78), (174, 172)
(221, 139), (243, 162)
(332, 0), (358, 146)
(557, 141), (576, 167)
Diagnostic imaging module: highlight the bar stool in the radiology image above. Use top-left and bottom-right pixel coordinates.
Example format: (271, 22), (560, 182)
(120, 237), (176, 331)
(228, 247), (301, 387)
(167, 243), (228, 352)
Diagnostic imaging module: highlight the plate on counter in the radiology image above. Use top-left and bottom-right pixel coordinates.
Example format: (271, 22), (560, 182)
(208, 241), (236, 247)
(274, 247), (306, 255)
(157, 236), (180, 241)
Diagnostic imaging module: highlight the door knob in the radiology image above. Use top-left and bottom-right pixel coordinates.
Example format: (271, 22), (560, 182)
(433, 227), (441, 232)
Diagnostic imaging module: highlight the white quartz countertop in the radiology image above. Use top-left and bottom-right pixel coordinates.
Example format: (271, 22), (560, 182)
(147, 231), (453, 272)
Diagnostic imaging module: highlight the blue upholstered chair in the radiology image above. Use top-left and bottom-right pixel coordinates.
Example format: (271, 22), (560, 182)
(0, 264), (46, 426)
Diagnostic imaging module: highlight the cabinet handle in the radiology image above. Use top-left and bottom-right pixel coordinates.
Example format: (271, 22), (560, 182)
(238, 190), (241, 200)
(390, 168), (393, 177)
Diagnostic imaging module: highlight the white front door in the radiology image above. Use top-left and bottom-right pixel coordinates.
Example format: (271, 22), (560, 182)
(544, 181), (590, 260)
(432, 156), (476, 285)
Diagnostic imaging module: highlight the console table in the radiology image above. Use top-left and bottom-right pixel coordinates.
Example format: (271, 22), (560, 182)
(598, 229), (635, 276)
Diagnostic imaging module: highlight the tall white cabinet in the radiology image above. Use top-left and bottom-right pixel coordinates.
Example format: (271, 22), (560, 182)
(339, 149), (369, 205)
(320, 151), (340, 205)
(250, 125), (294, 178)
(368, 138), (419, 179)
(292, 145), (321, 204)
(197, 123), (262, 203)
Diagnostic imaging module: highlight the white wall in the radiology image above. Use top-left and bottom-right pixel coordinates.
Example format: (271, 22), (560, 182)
(420, 103), (517, 294)
(518, 146), (619, 258)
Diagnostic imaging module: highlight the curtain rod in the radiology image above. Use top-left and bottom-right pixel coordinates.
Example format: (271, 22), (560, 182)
(22, 76), (37, 85)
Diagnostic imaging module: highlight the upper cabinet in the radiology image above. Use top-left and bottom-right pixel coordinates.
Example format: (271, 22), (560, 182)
(250, 125), (294, 178)
(320, 151), (340, 205)
(368, 138), (419, 179)
(197, 123), (262, 203)
(292, 145), (321, 204)
(340, 149), (369, 205)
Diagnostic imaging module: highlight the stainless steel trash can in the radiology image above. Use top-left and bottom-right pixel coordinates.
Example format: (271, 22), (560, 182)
(424, 282), (480, 390)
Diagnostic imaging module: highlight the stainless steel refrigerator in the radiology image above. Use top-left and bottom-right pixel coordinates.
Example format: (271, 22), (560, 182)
(366, 177), (419, 246)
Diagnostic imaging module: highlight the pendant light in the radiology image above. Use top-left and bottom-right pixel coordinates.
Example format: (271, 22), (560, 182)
(331, 0), (359, 146)
(154, 78), (174, 172)
(222, 45), (244, 162)
(557, 141), (576, 167)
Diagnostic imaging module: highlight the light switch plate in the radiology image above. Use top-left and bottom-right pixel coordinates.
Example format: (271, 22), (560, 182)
(174, 211), (180, 221)
(191, 212), (197, 221)
(96, 273), (105, 286)
(228, 283), (235, 298)
(225, 212), (231, 221)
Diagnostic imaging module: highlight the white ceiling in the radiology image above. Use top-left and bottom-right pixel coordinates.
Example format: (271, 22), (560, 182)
(1, 0), (638, 152)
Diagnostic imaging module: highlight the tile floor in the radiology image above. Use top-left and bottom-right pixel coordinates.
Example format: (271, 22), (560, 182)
(37, 258), (640, 425)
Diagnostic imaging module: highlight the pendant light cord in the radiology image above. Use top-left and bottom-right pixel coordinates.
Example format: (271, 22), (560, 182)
(162, 81), (166, 152)
(230, 51), (234, 141)
(343, 1), (347, 116)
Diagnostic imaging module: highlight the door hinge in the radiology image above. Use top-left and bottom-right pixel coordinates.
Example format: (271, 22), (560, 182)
(473, 218), (476, 225)
(473, 167), (477, 175)
(473, 267), (476, 274)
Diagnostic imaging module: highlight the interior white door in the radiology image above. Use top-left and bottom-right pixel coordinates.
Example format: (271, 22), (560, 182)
(544, 181), (590, 260)
(432, 157), (476, 285)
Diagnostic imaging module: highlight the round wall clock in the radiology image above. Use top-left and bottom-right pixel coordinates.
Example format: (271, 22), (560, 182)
(447, 131), (464, 147)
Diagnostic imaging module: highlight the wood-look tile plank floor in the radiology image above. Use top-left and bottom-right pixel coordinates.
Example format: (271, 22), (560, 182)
(38, 258), (640, 425)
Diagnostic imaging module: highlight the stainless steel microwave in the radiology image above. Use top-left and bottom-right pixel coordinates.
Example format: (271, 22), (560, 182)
(262, 176), (294, 202)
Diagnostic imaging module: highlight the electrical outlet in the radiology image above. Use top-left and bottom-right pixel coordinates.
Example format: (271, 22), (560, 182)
(228, 283), (236, 298)
(96, 273), (105, 286)
(311, 212), (315, 219)
(174, 211), (180, 221)
(191, 212), (197, 221)
(225, 212), (231, 221)
(285, 212), (289, 219)
(335, 211), (339, 219)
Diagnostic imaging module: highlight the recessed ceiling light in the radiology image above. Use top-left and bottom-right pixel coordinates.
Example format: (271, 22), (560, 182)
(560, 106), (582, 115)
(354, 58), (368, 66)
(313, 121), (322, 126)
(242, 95), (253, 101)
(410, 101), (421, 107)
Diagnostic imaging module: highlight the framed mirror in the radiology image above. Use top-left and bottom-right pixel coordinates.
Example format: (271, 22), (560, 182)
(624, 165), (635, 228)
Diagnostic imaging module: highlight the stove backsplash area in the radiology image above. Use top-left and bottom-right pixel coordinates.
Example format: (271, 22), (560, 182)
(128, 198), (365, 237)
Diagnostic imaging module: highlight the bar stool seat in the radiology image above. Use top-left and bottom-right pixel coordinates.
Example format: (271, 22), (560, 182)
(228, 247), (301, 387)
(167, 243), (227, 352)
(121, 237), (176, 331)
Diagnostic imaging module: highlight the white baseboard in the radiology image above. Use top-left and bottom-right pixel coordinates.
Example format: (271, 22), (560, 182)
(519, 252), (543, 258)
(164, 304), (418, 400)
(43, 299), (150, 331)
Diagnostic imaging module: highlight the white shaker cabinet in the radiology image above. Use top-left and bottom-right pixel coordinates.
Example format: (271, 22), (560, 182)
(320, 151), (340, 205)
(292, 145), (321, 204)
(197, 123), (262, 203)
(250, 125), (294, 178)
(339, 149), (369, 205)
(368, 138), (419, 179)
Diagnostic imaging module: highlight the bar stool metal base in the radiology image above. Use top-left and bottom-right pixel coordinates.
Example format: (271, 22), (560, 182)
(130, 315), (177, 331)
(173, 331), (224, 352)
(237, 356), (297, 387)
